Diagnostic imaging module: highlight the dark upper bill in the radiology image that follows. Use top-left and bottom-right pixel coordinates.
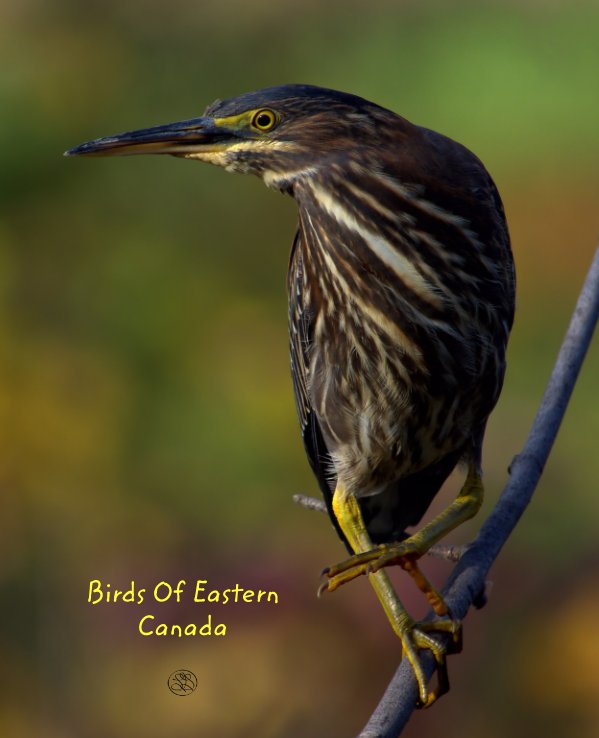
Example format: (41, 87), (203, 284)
(64, 117), (226, 157)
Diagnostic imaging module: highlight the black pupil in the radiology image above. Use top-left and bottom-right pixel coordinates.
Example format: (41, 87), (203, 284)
(256, 113), (272, 128)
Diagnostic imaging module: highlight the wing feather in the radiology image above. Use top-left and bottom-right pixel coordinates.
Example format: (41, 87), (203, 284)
(287, 226), (350, 549)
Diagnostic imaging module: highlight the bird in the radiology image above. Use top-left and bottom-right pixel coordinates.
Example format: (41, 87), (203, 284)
(66, 84), (515, 707)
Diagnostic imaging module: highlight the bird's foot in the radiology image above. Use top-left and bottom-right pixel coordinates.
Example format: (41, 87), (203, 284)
(319, 540), (449, 616)
(319, 544), (463, 705)
(321, 540), (421, 585)
(402, 617), (463, 707)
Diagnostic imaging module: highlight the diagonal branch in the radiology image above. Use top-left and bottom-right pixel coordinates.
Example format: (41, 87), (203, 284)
(358, 245), (599, 738)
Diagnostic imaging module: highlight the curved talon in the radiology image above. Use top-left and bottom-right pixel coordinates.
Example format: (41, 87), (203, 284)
(396, 619), (458, 708)
(320, 544), (463, 706)
(320, 561), (372, 594)
(417, 618), (463, 654)
(410, 617), (466, 707)
(324, 568), (461, 708)
(319, 474), (485, 708)
(316, 581), (328, 598)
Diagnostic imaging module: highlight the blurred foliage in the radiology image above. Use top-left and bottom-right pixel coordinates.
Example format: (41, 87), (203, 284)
(1, 1), (598, 737)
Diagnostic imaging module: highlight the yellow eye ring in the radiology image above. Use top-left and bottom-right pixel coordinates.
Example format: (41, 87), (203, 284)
(251, 109), (278, 132)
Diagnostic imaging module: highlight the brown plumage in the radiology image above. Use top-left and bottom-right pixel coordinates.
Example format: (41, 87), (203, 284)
(66, 84), (515, 706)
(282, 92), (514, 550)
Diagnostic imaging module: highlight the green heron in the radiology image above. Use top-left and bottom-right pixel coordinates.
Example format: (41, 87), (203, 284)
(66, 84), (515, 706)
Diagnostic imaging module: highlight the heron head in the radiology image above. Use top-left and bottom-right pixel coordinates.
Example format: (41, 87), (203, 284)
(65, 84), (399, 189)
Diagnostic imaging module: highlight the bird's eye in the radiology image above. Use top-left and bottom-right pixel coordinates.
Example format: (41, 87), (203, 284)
(251, 109), (277, 132)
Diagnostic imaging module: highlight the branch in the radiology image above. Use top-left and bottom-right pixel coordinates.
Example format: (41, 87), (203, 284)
(293, 493), (327, 513)
(358, 245), (599, 738)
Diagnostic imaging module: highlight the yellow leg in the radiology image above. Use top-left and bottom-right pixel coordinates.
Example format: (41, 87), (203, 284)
(320, 467), (483, 706)
(324, 467), (484, 587)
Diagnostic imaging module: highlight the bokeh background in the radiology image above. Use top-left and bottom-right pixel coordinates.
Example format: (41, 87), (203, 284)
(1, 1), (598, 736)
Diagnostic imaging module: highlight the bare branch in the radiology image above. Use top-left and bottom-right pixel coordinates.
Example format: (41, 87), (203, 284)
(424, 544), (466, 563)
(358, 245), (599, 738)
(293, 493), (327, 513)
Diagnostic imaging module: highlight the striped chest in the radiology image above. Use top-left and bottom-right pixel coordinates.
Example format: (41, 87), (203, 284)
(287, 166), (513, 492)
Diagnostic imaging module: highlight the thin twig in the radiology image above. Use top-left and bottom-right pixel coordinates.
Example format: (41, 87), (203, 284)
(424, 544), (466, 563)
(358, 246), (599, 738)
(293, 493), (327, 513)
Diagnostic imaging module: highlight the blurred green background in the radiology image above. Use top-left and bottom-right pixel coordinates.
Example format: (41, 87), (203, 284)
(2, 1), (598, 736)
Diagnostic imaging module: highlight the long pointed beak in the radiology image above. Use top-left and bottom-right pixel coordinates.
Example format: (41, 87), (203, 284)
(64, 116), (226, 157)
